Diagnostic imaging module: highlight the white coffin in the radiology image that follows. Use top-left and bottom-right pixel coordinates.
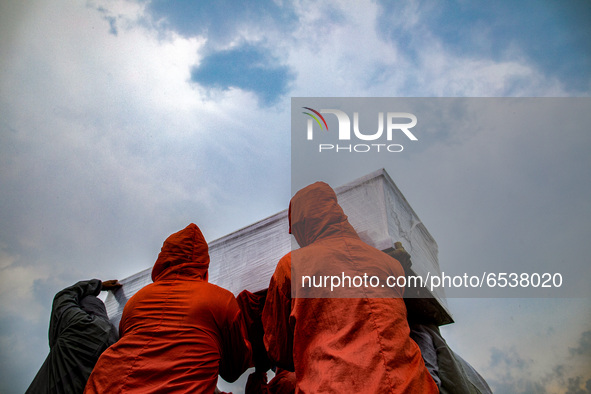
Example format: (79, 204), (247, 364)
(104, 169), (452, 327)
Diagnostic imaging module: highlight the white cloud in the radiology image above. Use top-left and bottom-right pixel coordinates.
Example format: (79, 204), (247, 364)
(1, 0), (209, 133)
(0, 247), (48, 323)
(286, 0), (403, 96)
(1, 0), (296, 280)
(280, 0), (570, 98)
(442, 298), (591, 394)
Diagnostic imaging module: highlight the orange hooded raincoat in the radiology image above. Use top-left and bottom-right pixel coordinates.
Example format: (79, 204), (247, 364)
(262, 182), (438, 393)
(85, 223), (252, 393)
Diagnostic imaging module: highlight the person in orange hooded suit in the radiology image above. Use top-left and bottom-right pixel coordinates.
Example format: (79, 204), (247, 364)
(85, 223), (252, 393)
(262, 182), (438, 393)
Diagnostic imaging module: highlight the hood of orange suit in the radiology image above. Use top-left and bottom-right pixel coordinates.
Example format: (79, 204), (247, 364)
(289, 182), (357, 247)
(151, 223), (210, 282)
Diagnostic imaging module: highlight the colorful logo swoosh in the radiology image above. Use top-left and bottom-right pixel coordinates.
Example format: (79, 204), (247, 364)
(302, 107), (328, 131)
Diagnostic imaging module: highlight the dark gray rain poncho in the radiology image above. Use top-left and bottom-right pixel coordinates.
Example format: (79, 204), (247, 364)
(26, 279), (118, 394)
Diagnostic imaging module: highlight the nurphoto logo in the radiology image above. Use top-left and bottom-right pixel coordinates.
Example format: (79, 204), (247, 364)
(302, 107), (418, 153)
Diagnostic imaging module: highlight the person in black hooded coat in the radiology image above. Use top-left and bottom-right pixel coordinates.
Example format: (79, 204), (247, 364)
(26, 279), (119, 394)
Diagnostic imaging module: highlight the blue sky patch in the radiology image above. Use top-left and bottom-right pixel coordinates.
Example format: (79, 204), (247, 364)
(376, 0), (591, 93)
(145, 0), (298, 45)
(191, 45), (294, 106)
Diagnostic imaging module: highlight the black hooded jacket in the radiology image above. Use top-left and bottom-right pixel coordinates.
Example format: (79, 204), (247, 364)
(26, 279), (117, 394)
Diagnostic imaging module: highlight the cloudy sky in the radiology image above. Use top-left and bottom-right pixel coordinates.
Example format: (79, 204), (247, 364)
(1, 1), (590, 393)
